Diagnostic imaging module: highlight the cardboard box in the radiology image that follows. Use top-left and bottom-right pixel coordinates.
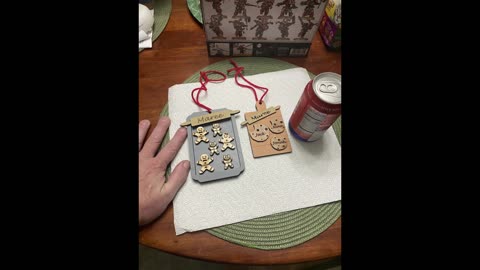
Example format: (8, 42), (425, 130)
(201, 0), (328, 57)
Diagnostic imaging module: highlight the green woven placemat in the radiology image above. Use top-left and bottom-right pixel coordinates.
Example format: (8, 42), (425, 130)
(161, 57), (341, 250)
(139, 0), (173, 52)
(187, 0), (203, 24)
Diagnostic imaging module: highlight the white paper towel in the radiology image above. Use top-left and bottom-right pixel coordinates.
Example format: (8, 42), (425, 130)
(168, 68), (341, 235)
(139, 8), (154, 49)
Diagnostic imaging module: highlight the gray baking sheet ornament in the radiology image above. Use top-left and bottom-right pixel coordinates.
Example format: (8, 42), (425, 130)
(181, 108), (245, 183)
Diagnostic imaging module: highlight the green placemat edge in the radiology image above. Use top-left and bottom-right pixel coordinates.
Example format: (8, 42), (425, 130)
(187, 0), (203, 24)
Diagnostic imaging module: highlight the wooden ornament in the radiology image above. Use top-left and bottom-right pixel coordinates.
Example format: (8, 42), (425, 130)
(183, 108), (245, 183)
(241, 101), (292, 158)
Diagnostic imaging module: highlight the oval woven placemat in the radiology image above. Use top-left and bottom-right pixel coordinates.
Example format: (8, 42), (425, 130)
(139, 0), (173, 52)
(160, 57), (341, 250)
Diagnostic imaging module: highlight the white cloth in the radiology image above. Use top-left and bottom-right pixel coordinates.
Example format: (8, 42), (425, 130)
(139, 5), (154, 48)
(168, 68), (341, 235)
(139, 30), (152, 48)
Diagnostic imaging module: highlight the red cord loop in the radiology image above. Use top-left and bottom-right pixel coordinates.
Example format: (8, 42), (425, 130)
(227, 59), (269, 104)
(191, 70), (227, 113)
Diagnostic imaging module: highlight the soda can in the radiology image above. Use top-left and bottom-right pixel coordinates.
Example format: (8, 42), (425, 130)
(289, 72), (341, 142)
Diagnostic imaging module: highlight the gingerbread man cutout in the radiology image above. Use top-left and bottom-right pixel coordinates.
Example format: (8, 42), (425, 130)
(197, 154), (215, 174)
(193, 126), (209, 144)
(212, 123), (223, 137)
(219, 132), (235, 151)
(222, 154), (234, 170)
(208, 142), (220, 156)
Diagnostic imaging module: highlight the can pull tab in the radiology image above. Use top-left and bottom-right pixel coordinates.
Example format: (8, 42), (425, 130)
(319, 82), (338, 93)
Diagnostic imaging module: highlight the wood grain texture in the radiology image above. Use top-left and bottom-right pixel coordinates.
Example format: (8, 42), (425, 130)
(139, 0), (341, 265)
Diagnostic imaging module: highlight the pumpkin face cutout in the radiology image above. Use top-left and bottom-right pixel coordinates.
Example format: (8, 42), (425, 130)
(249, 124), (270, 142)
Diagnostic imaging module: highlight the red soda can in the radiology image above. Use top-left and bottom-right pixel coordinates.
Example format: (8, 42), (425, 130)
(289, 72), (341, 142)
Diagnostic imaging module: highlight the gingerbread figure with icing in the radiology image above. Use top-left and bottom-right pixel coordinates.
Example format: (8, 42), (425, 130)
(222, 154), (234, 170)
(197, 154), (215, 174)
(208, 142), (220, 156)
(219, 132), (235, 151)
(193, 126), (209, 144)
(212, 123), (223, 137)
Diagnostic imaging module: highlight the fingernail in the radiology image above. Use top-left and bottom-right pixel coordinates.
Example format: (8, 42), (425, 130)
(178, 128), (187, 135)
(183, 161), (190, 169)
(140, 120), (150, 127)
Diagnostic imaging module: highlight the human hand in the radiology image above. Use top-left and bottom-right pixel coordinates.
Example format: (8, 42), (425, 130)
(139, 117), (190, 226)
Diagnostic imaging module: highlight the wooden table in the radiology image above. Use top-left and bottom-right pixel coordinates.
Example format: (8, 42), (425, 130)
(139, 0), (342, 265)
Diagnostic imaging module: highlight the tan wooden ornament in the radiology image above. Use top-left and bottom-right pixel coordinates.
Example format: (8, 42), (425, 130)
(241, 101), (292, 158)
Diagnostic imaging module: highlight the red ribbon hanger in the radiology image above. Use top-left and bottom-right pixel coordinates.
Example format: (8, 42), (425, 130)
(227, 59), (269, 104)
(191, 70), (227, 113)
